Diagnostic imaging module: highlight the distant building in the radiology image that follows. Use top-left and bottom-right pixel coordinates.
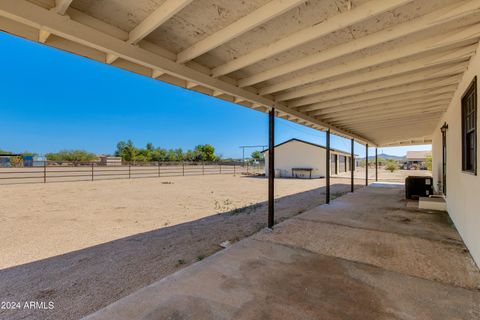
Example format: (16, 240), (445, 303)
(99, 156), (122, 166)
(23, 155), (34, 167)
(0, 156), (10, 167)
(33, 156), (46, 167)
(262, 138), (353, 178)
(0, 153), (22, 167)
(404, 150), (431, 170)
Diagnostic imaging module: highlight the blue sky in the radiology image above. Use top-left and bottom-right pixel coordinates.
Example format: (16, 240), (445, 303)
(0, 32), (431, 159)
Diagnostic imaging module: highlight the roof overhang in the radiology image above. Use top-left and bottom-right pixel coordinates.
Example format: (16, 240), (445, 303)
(1, 0), (479, 147)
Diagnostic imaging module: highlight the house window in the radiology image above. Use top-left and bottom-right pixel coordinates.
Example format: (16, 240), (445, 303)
(462, 77), (477, 174)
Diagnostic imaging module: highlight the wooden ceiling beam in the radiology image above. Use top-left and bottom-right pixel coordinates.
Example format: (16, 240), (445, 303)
(260, 24), (480, 95)
(176, 0), (305, 63)
(275, 49), (471, 101)
(288, 73), (462, 108)
(296, 80), (458, 112)
(311, 94), (452, 116)
(307, 89), (455, 116)
(211, 0), (413, 77)
(238, 0), (480, 87)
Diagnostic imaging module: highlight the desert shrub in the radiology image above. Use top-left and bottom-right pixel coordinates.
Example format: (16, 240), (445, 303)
(385, 160), (399, 173)
(424, 155), (432, 171)
(46, 150), (96, 163)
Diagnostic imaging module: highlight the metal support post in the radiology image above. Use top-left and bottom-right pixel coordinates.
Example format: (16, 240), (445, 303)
(365, 144), (369, 186)
(351, 139), (354, 192)
(268, 108), (275, 229)
(326, 129), (331, 204)
(44, 161), (47, 183)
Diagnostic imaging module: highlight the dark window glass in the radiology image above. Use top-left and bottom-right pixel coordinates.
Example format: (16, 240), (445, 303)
(462, 77), (477, 174)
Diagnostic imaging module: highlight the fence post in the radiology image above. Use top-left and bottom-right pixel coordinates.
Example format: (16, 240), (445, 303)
(246, 162), (249, 174)
(182, 161), (185, 176)
(128, 163), (131, 179)
(44, 160), (47, 183)
(158, 162), (160, 177)
(91, 162), (94, 181)
(219, 163), (222, 174)
(202, 161), (205, 175)
(234, 163), (236, 175)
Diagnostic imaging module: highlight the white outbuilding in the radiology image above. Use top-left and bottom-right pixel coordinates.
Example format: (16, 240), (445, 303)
(262, 138), (352, 178)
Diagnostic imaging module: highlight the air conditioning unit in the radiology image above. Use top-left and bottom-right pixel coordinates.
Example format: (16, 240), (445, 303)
(405, 176), (433, 199)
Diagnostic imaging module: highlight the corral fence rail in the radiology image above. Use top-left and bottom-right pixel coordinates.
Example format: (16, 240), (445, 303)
(0, 161), (265, 185)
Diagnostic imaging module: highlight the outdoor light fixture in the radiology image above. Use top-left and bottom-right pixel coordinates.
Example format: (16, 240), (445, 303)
(440, 122), (449, 133)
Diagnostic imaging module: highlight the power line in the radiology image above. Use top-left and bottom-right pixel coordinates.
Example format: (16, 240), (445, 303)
(239, 145), (267, 162)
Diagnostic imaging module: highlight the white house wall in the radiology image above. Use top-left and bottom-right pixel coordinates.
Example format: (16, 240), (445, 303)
(432, 41), (480, 267)
(264, 140), (350, 178)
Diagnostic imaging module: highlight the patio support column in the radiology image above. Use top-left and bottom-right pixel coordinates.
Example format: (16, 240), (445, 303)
(365, 144), (369, 186)
(268, 107), (275, 229)
(375, 147), (378, 182)
(326, 129), (331, 204)
(351, 138), (354, 192)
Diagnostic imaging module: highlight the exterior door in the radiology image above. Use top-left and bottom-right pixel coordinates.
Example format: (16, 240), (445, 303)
(339, 155), (346, 172)
(330, 154), (337, 175)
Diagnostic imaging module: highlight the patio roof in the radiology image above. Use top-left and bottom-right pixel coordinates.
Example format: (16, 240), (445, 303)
(0, 0), (479, 146)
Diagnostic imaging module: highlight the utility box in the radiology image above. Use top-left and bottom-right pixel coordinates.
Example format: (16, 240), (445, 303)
(405, 176), (433, 199)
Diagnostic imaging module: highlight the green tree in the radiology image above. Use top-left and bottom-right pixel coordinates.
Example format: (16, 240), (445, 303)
(376, 157), (386, 167)
(251, 150), (264, 160)
(141, 143), (154, 161)
(115, 140), (137, 162)
(135, 154), (147, 162)
(113, 141), (221, 162)
(151, 148), (168, 162)
(194, 144), (218, 161)
(424, 155), (432, 171)
(167, 148), (184, 161)
(184, 150), (196, 161)
(385, 159), (399, 173)
(46, 150), (97, 163)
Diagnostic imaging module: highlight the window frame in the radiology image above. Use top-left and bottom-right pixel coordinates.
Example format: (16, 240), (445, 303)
(461, 76), (477, 175)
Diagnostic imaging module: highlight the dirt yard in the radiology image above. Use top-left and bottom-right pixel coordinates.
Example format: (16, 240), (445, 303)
(0, 169), (429, 320)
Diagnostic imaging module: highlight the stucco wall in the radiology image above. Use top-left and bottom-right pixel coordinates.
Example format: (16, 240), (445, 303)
(264, 140), (350, 178)
(432, 42), (480, 267)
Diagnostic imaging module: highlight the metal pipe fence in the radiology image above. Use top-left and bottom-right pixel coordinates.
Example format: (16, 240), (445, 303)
(0, 161), (265, 185)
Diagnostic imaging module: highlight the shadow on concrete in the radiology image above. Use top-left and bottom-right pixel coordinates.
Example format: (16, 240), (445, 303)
(0, 181), (364, 320)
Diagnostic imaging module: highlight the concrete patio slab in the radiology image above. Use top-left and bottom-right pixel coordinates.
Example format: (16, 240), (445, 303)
(296, 186), (461, 244)
(83, 185), (480, 319)
(84, 239), (480, 320)
(254, 218), (479, 289)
